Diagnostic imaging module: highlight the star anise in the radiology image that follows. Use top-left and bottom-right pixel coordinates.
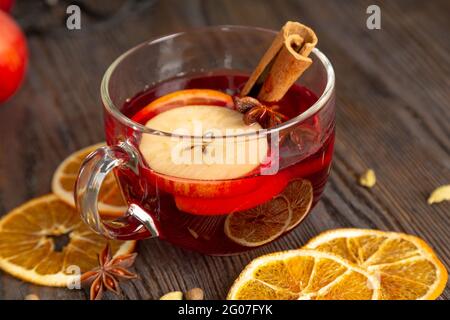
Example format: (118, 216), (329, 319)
(80, 243), (138, 300)
(234, 96), (288, 128)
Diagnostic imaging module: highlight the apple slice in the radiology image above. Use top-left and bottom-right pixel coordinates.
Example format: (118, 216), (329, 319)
(139, 104), (269, 198)
(139, 105), (268, 179)
(174, 172), (289, 215)
(132, 89), (234, 124)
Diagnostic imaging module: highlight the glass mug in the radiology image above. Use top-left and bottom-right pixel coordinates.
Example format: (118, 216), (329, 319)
(75, 26), (335, 255)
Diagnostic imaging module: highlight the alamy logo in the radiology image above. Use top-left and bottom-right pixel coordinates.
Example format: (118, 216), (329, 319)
(366, 5), (381, 30)
(66, 5), (81, 30)
(66, 265), (81, 289)
(166, 123), (280, 175)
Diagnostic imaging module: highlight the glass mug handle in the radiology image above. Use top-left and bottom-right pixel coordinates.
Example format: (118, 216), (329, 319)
(75, 141), (159, 240)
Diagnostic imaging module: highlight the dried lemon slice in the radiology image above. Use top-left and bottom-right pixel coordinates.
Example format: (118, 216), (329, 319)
(304, 229), (448, 300)
(224, 197), (291, 247)
(282, 179), (313, 231)
(227, 249), (380, 300)
(0, 194), (135, 287)
(52, 143), (126, 218)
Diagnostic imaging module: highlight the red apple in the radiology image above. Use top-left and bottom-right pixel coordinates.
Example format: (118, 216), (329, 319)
(0, 10), (27, 103)
(0, 0), (14, 12)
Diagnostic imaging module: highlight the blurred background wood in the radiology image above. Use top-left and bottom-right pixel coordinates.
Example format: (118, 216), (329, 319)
(0, 0), (449, 299)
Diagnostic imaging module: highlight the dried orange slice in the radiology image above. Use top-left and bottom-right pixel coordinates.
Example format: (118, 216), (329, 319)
(304, 229), (448, 300)
(227, 249), (380, 300)
(0, 194), (136, 287)
(52, 143), (126, 218)
(224, 197), (291, 247)
(282, 179), (313, 231)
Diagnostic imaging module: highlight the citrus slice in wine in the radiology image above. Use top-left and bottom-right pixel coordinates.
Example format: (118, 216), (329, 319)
(304, 229), (448, 300)
(227, 249), (380, 300)
(281, 179), (313, 231)
(0, 194), (136, 287)
(132, 89), (234, 123)
(224, 196), (291, 247)
(52, 143), (127, 218)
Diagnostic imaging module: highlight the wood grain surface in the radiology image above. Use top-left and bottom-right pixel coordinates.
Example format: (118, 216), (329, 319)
(0, 0), (449, 300)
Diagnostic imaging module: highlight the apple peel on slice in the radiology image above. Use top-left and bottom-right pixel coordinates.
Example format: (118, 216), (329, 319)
(174, 173), (289, 215)
(147, 170), (269, 199)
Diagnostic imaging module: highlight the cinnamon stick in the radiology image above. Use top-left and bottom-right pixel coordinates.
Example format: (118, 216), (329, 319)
(241, 21), (318, 102)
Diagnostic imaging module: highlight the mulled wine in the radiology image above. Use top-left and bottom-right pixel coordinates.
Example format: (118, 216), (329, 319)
(105, 72), (334, 255)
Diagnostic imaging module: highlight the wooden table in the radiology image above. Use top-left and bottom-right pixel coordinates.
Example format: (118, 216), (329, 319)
(0, 0), (449, 300)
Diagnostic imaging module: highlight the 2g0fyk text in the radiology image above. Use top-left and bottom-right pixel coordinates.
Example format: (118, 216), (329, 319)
(222, 304), (272, 315)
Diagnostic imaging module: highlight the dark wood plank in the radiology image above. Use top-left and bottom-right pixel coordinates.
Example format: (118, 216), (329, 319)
(0, 0), (448, 300)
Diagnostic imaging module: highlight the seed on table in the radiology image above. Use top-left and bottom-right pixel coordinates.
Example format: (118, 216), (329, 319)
(359, 169), (376, 188)
(185, 288), (204, 300)
(160, 291), (183, 300)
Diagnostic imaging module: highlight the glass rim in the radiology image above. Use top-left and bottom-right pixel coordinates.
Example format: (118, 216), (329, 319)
(101, 25), (335, 139)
